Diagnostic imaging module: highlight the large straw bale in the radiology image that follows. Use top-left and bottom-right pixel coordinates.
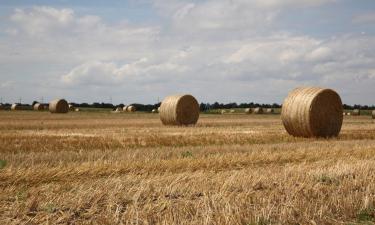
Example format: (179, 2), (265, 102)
(281, 87), (343, 138)
(159, 94), (199, 125)
(372, 110), (375, 119)
(49, 99), (69, 113)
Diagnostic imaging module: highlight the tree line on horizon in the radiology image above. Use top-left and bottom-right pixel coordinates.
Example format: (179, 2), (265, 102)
(1, 101), (374, 111)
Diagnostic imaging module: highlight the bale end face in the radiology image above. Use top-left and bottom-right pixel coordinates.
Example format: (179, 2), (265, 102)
(159, 94), (199, 126)
(281, 87), (343, 138)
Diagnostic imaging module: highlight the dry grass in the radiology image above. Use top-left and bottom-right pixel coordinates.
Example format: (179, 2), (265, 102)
(1, 111), (375, 224)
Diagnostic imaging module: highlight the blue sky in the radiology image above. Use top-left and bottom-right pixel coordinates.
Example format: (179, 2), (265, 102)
(1, 0), (375, 105)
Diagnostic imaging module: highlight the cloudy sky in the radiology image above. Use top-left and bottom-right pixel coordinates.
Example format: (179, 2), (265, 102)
(1, 0), (375, 105)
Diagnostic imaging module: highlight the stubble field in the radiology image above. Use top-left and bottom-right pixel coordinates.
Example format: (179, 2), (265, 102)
(1, 111), (375, 225)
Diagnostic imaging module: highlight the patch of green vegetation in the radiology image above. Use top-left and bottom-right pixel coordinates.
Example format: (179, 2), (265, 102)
(316, 174), (339, 185)
(357, 207), (375, 222)
(43, 203), (58, 213)
(181, 151), (194, 158)
(0, 159), (7, 169)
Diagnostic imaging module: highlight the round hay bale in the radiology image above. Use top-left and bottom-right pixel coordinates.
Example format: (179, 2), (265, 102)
(157, 107), (161, 112)
(159, 94), (199, 126)
(49, 99), (69, 113)
(33, 103), (44, 111)
(221, 109), (226, 114)
(75, 108), (80, 112)
(266, 108), (274, 114)
(68, 104), (75, 111)
(152, 109), (157, 113)
(253, 107), (263, 114)
(123, 106), (128, 111)
(127, 105), (136, 112)
(347, 112), (351, 116)
(352, 109), (360, 116)
(11, 103), (21, 110)
(281, 87), (343, 138)
(372, 110), (375, 119)
(115, 107), (122, 112)
(230, 109), (235, 113)
(244, 108), (252, 114)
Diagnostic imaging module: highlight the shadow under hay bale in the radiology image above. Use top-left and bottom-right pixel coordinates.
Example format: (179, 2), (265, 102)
(281, 87), (343, 138)
(49, 99), (69, 113)
(159, 94), (199, 126)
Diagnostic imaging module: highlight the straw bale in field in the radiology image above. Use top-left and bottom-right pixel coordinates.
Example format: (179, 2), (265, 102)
(127, 105), (136, 112)
(352, 109), (360, 116)
(253, 107), (263, 114)
(49, 99), (69, 113)
(266, 108), (274, 114)
(244, 108), (252, 114)
(281, 87), (343, 138)
(159, 94), (199, 125)
(33, 103), (44, 111)
(372, 110), (375, 119)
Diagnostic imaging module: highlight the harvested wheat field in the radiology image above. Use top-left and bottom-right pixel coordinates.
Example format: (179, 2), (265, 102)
(1, 111), (375, 224)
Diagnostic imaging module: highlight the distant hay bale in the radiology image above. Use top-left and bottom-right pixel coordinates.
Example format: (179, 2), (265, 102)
(372, 110), (375, 119)
(281, 87), (343, 138)
(152, 109), (157, 113)
(159, 94), (199, 126)
(68, 104), (75, 111)
(33, 103), (44, 111)
(230, 109), (235, 113)
(115, 107), (122, 112)
(127, 105), (136, 112)
(266, 108), (274, 114)
(75, 108), (80, 112)
(347, 112), (351, 116)
(11, 103), (25, 110)
(221, 110), (226, 114)
(352, 109), (360, 116)
(253, 107), (263, 114)
(157, 107), (161, 112)
(244, 108), (252, 114)
(49, 99), (69, 113)
(123, 106), (128, 111)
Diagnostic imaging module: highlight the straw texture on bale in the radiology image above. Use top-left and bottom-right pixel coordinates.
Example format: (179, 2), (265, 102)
(33, 103), (44, 111)
(244, 108), (252, 114)
(49, 99), (69, 113)
(159, 94), (199, 126)
(352, 109), (360, 116)
(266, 108), (274, 114)
(281, 87), (343, 138)
(372, 110), (375, 119)
(127, 105), (136, 112)
(253, 107), (263, 114)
